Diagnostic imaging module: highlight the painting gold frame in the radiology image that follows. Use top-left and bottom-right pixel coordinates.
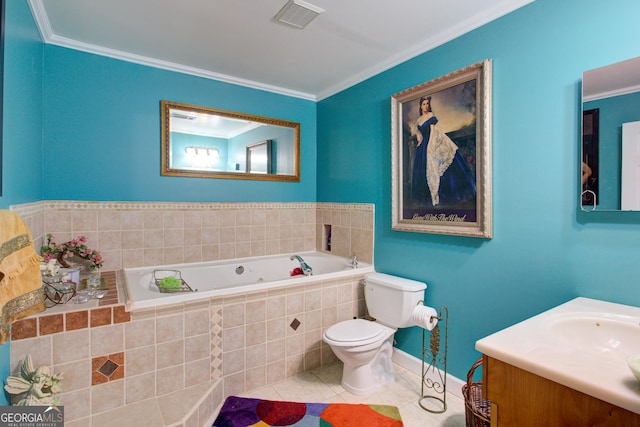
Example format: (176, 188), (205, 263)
(391, 59), (492, 238)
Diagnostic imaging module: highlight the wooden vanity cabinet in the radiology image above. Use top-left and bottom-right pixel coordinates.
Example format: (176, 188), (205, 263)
(483, 355), (640, 427)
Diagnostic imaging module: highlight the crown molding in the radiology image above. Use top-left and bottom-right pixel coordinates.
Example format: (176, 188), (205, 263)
(583, 84), (640, 103)
(28, 0), (533, 102)
(316, 0), (534, 100)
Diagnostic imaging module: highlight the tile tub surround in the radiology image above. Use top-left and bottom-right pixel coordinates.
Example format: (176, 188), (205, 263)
(9, 268), (368, 425)
(7, 201), (373, 424)
(10, 201), (374, 273)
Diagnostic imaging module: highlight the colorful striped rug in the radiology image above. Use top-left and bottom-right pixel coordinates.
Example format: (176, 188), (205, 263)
(212, 396), (404, 427)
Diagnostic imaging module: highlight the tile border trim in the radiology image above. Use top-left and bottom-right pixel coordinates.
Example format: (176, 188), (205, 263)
(12, 200), (374, 213)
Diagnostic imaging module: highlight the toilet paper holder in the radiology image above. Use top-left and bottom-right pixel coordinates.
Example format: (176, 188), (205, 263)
(417, 299), (441, 322)
(416, 301), (449, 414)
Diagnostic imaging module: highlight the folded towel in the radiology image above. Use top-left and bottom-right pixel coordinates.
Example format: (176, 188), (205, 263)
(0, 210), (45, 344)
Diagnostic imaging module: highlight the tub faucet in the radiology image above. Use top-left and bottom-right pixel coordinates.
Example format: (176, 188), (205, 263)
(351, 255), (358, 269)
(290, 255), (313, 276)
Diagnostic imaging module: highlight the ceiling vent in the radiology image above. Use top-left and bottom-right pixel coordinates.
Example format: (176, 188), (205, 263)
(170, 112), (197, 121)
(275, 0), (324, 29)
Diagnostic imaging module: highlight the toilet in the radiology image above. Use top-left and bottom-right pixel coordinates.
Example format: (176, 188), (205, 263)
(322, 272), (427, 395)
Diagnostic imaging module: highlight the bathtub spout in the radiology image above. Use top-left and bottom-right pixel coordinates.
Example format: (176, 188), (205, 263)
(290, 255), (313, 276)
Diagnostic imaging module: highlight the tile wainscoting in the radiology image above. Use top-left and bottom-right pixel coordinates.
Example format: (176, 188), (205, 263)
(7, 201), (374, 425)
(12, 201), (374, 272)
(10, 270), (368, 425)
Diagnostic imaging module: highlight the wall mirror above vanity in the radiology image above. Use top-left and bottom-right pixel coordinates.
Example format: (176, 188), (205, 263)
(581, 56), (640, 211)
(161, 100), (300, 181)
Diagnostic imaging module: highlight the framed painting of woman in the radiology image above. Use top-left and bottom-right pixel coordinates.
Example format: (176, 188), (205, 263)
(391, 59), (492, 238)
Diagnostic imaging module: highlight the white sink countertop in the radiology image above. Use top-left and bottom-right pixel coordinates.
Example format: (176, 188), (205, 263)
(476, 297), (640, 414)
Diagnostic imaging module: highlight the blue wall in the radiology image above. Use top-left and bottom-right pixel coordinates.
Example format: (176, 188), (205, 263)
(0, 0), (44, 405)
(0, 0), (43, 207)
(42, 46), (317, 202)
(318, 0), (640, 379)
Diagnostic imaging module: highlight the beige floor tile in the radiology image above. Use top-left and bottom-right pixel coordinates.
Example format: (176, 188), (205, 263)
(271, 371), (338, 402)
(239, 386), (282, 401)
(309, 362), (345, 395)
(235, 362), (465, 427)
(88, 361), (463, 427)
(63, 417), (90, 427)
(158, 381), (215, 425)
(91, 398), (164, 427)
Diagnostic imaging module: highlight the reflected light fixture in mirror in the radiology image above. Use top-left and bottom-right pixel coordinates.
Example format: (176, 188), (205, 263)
(161, 100), (300, 181)
(581, 56), (640, 212)
(184, 146), (219, 158)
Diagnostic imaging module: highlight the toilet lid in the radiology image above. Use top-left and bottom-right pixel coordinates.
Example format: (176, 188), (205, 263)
(324, 319), (385, 343)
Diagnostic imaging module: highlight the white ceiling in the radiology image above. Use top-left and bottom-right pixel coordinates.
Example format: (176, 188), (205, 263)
(583, 55), (640, 102)
(29, 0), (533, 101)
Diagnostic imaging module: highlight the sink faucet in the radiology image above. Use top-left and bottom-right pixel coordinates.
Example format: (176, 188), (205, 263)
(290, 255), (313, 276)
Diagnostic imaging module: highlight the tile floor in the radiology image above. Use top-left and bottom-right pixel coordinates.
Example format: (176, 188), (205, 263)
(212, 362), (466, 427)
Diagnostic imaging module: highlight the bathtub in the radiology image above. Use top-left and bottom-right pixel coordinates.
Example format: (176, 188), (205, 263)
(123, 252), (373, 310)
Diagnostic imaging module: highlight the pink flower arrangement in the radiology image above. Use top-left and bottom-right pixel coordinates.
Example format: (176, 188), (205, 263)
(41, 234), (104, 270)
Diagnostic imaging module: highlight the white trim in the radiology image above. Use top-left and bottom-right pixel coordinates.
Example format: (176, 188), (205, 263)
(48, 34), (317, 101)
(316, 0), (533, 100)
(583, 84), (640, 102)
(28, 0), (533, 101)
(392, 347), (465, 400)
(26, 0), (50, 41)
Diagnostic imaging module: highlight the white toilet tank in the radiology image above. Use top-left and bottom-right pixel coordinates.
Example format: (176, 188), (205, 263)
(364, 272), (427, 328)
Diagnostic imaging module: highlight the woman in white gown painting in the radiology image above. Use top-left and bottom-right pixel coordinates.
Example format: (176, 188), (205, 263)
(410, 96), (476, 207)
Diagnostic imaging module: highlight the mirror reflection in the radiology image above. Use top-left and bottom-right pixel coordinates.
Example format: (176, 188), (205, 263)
(581, 56), (640, 211)
(246, 140), (272, 174)
(161, 100), (300, 181)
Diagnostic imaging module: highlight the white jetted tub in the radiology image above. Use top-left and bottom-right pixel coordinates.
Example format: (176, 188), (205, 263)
(123, 251), (373, 310)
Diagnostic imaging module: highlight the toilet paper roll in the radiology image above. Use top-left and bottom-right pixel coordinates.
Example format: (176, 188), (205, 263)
(410, 304), (438, 331)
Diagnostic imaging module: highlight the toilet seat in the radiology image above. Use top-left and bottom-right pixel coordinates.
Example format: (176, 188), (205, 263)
(324, 319), (392, 347)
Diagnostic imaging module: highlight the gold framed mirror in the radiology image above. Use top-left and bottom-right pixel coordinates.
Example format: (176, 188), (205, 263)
(161, 100), (300, 181)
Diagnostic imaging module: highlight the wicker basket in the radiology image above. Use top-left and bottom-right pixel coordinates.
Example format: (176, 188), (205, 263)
(462, 357), (492, 427)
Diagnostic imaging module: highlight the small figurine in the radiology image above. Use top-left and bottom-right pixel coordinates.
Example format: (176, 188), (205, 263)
(45, 259), (60, 277)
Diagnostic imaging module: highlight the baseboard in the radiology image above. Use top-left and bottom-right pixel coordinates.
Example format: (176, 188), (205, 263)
(392, 348), (464, 399)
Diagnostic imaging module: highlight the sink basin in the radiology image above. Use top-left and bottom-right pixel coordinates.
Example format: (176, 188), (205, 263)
(547, 313), (640, 357)
(476, 297), (640, 415)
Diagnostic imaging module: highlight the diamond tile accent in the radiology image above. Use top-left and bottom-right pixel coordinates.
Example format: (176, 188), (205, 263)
(98, 359), (118, 377)
(211, 305), (223, 382)
(92, 352), (124, 385)
(290, 318), (301, 331)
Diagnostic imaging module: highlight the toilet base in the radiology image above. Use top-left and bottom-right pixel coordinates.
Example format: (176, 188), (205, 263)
(342, 365), (384, 395)
(340, 341), (395, 396)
